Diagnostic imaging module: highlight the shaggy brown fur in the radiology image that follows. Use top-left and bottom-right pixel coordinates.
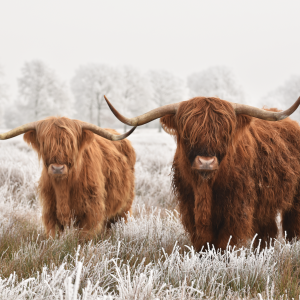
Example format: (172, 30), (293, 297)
(160, 97), (300, 251)
(23, 117), (136, 238)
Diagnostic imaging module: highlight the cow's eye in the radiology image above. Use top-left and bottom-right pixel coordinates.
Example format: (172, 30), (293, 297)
(183, 138), (190, 147)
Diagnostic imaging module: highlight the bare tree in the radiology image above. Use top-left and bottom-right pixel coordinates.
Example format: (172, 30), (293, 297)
(118, 66), (153, 132)
(187, 66), (245, 103)
(147, 70), (187, 131)
(18, 60), (73, 123)
(71, 64), (121, 127)
(0, 66), (9, 128)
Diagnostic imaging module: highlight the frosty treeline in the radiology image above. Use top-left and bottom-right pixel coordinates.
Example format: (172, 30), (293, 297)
(0, 66), (9, 128)
(1, 60), (299, 129)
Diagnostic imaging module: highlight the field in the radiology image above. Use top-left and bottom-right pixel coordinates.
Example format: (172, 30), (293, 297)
(1, 128), (300, 299)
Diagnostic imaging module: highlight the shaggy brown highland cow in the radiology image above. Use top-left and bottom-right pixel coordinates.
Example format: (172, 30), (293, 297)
(0, 117), (136, 238)
(104, 95), (300, 251)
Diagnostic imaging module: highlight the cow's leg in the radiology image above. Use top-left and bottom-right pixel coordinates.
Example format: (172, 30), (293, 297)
(116, 206), (132, 222)
(38, 176), (63, 238)
(179, 185), (215, 251)
(211, 171), (257, 251)
(214, 216), (254, 251)
(193, 198), (214, 252)
(77, 214), (103, 240)
(192, 182), (215, 251)
(69, 176), (107, 238)
(252, 216), (278, 248)
(213, 200), (254, 251)
(282, 190), (300, 241)
(192, 225), (214, 252)
(106, 206), (132, 229)
(172, 163), (214, 252)
(79, 192), (107, 239)
(40, 189), (62, 238)
(117, 182), (135, 223)
(43, 213), (63, 238)
(177, 187), (202, 250)
(53, 179), (72, 228)
(252, 199), (278, 248)
(214, 231), (236, 251)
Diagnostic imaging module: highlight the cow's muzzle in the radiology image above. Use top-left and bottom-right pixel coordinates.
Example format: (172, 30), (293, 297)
(49, 164), (68, 178)
(192, 156), (219, 178)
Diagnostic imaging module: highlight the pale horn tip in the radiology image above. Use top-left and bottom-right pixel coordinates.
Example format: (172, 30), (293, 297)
(112, 126), (137, 141)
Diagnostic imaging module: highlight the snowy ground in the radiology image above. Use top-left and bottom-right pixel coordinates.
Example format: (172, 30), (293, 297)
(0, 128), (299, 299)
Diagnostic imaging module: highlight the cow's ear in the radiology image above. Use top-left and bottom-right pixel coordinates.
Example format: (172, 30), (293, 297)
(24, 130), (39, 152)
(80, 129), (95, 150)
(160, 114), (177, 135)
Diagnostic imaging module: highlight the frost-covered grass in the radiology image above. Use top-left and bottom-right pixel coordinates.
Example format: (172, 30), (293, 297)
(128, 128), (177, 209)
(1, 212), (300, 299)
(1, 128), (300, 299)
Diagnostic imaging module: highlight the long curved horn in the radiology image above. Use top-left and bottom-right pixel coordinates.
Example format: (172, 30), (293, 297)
(0, 122), (37, 140)
(230, 96), (300, 121)
(105, 95), (300, 124)
(104, 95), (180, 126)
(81, 122), (136, 141)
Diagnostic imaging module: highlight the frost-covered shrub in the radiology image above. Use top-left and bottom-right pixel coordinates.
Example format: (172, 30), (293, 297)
(112, 207), (189, 254)
(0, 138), (40, 206)
(0, 139), (41, 230)
(134, 146), (174, 208)
(0, 138), (42, 230)
(129, 129), (176, 209)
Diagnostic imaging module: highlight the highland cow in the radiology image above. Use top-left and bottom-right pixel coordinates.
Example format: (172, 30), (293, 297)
(104, 95), (300, 251)
(0, 117), (136, 238)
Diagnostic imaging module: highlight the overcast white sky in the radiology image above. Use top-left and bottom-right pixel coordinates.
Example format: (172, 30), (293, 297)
(1, 0), (300, 105)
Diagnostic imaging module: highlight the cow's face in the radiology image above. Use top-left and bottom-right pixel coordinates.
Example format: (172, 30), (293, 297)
(161, 97), (251, 179)
(24, 117), (94, 180)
